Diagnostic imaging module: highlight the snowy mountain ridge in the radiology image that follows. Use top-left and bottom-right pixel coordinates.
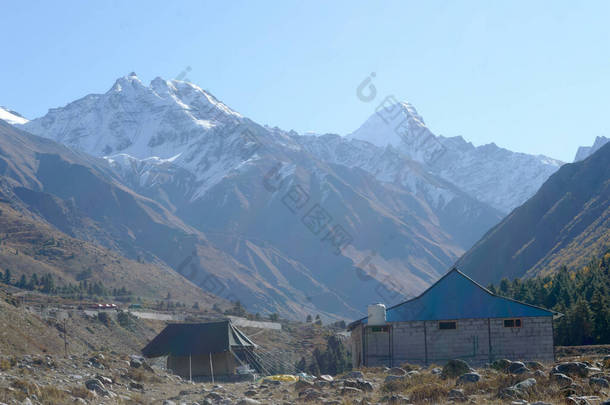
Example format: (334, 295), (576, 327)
(348, 102), (564, 213)
(21, 74), (565, 214)
(0, 106), (29, 125)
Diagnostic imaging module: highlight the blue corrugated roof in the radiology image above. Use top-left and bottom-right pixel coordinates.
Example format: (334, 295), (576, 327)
(350, 268), (557, 328)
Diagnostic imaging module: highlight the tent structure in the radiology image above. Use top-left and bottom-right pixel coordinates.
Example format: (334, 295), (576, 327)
(142, 320), (264, 380)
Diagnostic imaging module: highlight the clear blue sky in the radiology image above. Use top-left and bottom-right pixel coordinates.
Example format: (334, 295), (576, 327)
(2, 1), (609, 161)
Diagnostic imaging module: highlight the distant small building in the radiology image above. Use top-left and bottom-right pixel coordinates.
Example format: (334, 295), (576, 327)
(142, 320), (262, 380)
(348, 268), (560, 367)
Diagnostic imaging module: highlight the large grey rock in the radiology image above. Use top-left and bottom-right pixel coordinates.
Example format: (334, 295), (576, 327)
(508, 361), (530, 374)
(385, 394), (411, 404)
(514, 378), (537, 391)
(457, 372), (481, 384)
(551, 372), (573, 387)
(501, 378), (537, 399)
(448, 388), (467, 402)
(387, 367), (407, 376)
(343, 378), (374, 392)
(590, 377), (610, 389)
(553, 362), (590, 377)
(384, 375), (406, 384)
(85, 378), (109, 396)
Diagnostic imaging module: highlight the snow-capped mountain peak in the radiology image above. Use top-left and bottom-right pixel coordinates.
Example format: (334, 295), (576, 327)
(348, 101), (563, 213)
(347, 100), (430, 148)
(0, 106), (29, 125)
(21, 74), (244, 159)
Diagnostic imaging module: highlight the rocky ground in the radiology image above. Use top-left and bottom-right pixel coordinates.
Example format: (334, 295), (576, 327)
(1, 352), (610, 405)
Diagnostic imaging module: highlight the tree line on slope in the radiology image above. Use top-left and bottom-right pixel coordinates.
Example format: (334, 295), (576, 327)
(2, 269), (132, 299)
(488, 250), (610, 346)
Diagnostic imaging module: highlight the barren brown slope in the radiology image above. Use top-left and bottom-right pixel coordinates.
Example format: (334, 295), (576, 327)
(0, 195), (220, 304)
(458, 142), (610, 285)
(0, 120), (244, 305)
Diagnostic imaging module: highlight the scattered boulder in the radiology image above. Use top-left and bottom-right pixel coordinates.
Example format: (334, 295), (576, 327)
(341, 386), (362, 395)
(514, 378), (537, 391)
(205, 392), (223, 401)
(553, 362), (590, 378)
(551, 372), (573, 387)
(129, 382), (144, 390)
(508, 361), (530, 374)
(457, 372), (481, 384)
(448, 388), (467, 402)
(500, 378), (537, 399)
(526, 361), (545, 371)
(318, 375), (333, 382)
(85, 378), (109, 397)
(384, 375), (406, 384)
(129, 358), (142, 368)
(442, 359), (472, 379)
(384, 394), (411, 404)
(387, 367), (407, 376)
(343, 378), (374, 392)
(430, 367), (442, 375)
(345, 371), (364, 380)
(590, 376), (610, 389)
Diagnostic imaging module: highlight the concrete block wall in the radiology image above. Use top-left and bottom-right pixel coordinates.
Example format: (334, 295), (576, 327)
(392, 321), (426, 365)
(352, 316), (555, 368)
(425, 318), (490, 366)
(489, 317), (554, 363)
(363, 327), (391, 366)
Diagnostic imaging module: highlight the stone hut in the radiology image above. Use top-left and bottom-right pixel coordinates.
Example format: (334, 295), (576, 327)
(348, 268), (560, 367)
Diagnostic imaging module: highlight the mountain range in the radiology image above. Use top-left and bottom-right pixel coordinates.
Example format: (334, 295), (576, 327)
(1, 73), (603, 319)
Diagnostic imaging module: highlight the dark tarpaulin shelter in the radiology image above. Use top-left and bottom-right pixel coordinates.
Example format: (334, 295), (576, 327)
(141, 320), (261, 379)
(142, 320), (256, 357)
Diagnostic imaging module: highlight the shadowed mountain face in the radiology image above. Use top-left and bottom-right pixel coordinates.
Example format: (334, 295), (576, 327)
(458, 142), (610, 285)
(16, 73), (516, 319)
(0, 121), (226, 304)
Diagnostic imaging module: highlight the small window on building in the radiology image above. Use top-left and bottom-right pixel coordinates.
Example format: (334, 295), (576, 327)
(370, 325), (389, 332)
(504, 319), (522, 328)
(438, 321), (457, 330)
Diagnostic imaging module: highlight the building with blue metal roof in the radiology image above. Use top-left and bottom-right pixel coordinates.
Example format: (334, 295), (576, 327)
(348, 268), (560, 367)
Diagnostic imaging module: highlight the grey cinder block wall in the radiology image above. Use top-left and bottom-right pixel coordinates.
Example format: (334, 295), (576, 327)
(352, 316), (554, 368)
(348, 268), (559, 368)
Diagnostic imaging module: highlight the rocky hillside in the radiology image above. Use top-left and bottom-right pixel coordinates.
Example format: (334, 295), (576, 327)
(0, 120), (231, 305)
(458, 142), (610, 285)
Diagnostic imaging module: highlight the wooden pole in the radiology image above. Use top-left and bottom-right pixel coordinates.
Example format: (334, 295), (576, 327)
(209, 352), (214, 384)
(63, 318), (68, 358)
(189, 353), (192, 382)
